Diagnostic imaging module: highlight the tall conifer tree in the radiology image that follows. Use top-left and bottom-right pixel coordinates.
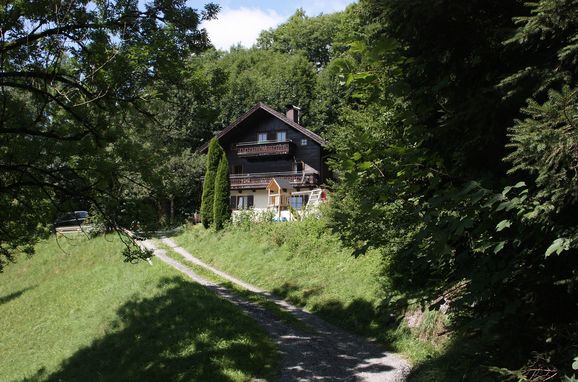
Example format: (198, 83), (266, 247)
(200, 138), (223, 228)
(213, 152), (231, 231)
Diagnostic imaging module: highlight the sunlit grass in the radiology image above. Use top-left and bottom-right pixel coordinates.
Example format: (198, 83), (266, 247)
(169, 221), (442, 364)
(0, 234), (277, 382)
(155, 239), (315, 333)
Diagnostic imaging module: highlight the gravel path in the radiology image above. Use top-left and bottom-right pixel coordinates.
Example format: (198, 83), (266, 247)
(142, 238), (411, 382)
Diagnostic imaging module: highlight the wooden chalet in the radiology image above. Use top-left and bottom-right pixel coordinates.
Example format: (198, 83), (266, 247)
(199, 103), (327, 219)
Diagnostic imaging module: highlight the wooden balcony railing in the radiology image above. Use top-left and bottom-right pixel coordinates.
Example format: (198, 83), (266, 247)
(229, 171), (319, 189)
(236, 140), (295, 158)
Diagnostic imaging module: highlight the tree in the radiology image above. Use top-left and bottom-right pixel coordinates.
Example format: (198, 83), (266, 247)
(200, 138), (223, 228)
(256, 8), (355, 68)
(326, 0), (578, 377)
(212, 152), (231, 231)
(154, 150), (205, 226)
(206, 48), (317, 127)
(0, 0), (219, 269)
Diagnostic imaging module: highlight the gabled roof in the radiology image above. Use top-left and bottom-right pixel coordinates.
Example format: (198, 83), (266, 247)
(267, 178), (294, 192)
(198, 103), (326, 152)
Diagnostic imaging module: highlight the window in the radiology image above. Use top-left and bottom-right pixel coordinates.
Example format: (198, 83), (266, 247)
(276, 131), (286, 141)
(301, 139), (308, 146)
(289, 195), (309, 210)
(258, 133), (268, 142)
(229, 195), (254, 210)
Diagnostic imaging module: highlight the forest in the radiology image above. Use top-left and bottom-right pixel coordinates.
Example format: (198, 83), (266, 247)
(1, 0), (577, 380)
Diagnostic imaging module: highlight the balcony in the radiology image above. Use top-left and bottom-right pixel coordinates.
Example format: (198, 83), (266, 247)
(230, 171), (319, 190)
(236, 140), (295, 158)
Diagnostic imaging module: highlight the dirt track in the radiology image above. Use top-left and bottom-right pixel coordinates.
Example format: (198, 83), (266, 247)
(143, 238), (411, 382)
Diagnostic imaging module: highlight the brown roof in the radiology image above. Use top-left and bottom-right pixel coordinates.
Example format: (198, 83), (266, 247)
(198, 103), (326, 152)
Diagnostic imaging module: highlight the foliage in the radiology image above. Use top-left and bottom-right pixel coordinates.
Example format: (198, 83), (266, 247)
(212, 152), (231, 231)
(207, 48), (317, 127)
(506, 86), (578, 218)
(325, 0), (578, 378)
(256, 8), (353, 68)
(501, 0), (578, 98)
(200, 138), (223, 228)
(0, 0), (219, 267)
(149, 149), (205, 226)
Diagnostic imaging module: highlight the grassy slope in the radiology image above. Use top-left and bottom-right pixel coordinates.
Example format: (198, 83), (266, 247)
(170, 221), (440, 363)
(0, 234), (277, 382)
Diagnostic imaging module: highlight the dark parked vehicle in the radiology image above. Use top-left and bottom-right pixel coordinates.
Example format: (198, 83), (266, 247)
(54, 211), (90, 229)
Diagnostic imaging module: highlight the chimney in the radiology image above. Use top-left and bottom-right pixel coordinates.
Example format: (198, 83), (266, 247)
(285, 105), (301, 124)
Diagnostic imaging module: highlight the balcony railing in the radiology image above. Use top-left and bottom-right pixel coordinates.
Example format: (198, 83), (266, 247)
(236, 140), (295, 158)
(229, 171), (319, 189)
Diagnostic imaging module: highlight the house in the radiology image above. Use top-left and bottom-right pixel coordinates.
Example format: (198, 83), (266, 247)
(199, 103), (327, 220)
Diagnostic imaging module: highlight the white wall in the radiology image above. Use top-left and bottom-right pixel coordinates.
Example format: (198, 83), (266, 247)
(230, 189), (295, 221)
(230, 189), (269, 209)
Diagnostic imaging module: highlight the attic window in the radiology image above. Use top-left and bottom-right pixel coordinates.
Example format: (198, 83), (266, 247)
(258, 133), (267, 142)
(301, 139), (308, 146)
(277, 131), (286, 141)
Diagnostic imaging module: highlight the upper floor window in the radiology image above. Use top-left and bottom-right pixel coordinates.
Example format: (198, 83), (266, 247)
(301, 139), (308, 146)
(276, 131), (286, 142)
(258, 133), (267, 142)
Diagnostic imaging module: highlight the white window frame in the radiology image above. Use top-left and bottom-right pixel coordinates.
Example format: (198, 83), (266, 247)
(258, 133), (268, 142)
(276, 131), (287, 142)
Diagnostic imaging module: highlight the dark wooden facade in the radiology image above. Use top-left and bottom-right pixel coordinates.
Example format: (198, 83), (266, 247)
(200, 103), (326, 190)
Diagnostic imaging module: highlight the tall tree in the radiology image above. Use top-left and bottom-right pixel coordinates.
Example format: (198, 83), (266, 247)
(0, 0), (219, 269)
(207, 48), (317, 127)
(256, 7), (356, 68)
(200, 137), (223, 228)
(212, 152), (230, 231)
(327, 0), (578, 377)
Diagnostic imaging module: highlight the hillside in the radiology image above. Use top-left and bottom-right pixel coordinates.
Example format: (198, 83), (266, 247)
(0, 235), (277, 382)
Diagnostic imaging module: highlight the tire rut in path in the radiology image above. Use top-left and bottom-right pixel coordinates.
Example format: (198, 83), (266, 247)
(143, 238), (411, 382)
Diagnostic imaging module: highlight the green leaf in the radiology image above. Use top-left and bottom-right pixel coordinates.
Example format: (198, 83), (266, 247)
(496, 220), (512, 232)
(545, 238), (571, 257)
(572, 356), (578, 370)
(358, 161), (373, 170)
(513, 181), (526, 189)
(494, 241), (506, 254)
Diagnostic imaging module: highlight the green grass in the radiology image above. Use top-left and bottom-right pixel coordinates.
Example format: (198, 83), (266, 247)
(0, 234), (277, 382)
(169, 220), (442, 365)
(155, 239), (314, 333)
(171, 221), (381, 323)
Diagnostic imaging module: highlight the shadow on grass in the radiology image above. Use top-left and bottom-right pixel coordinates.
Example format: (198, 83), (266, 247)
(22, 277), (277, 382)
(404, 334), (500, 382)
(271, 282), (403, 345)
(0, 286), (36, 306)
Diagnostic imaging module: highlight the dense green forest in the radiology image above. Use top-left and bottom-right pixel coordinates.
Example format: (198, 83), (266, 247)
(1, 0), (577, 380)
